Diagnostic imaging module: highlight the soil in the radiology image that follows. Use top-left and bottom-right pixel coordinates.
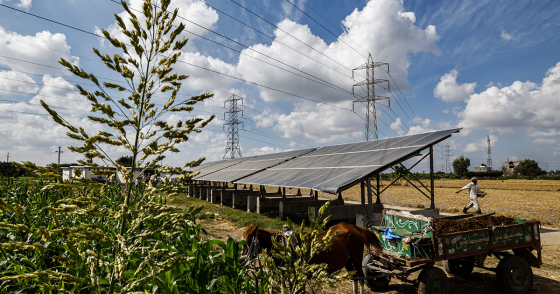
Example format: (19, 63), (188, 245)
(434, 215), (515, 235)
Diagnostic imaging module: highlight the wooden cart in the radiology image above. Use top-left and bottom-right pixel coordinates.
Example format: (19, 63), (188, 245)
(359, 209), (542, 294)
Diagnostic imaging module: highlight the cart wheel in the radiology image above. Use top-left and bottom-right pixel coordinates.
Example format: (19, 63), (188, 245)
(417, 267), (449, 294)
(496, 255), (533, 294)
(442, 257), (475, 278)
(362, 254), (390, 290)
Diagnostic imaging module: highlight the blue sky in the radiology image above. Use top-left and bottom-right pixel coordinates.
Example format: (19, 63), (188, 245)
(1, 0), (559, 173)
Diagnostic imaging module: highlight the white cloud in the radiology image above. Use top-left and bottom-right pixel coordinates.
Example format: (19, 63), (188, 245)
(199, 132), (227, 161)
(526, 128), (560, 137)
(501, 29), (517, 41)
(29, 75), (90, 115)
(533, 137), (556, 145)
(434, 69), (477, 102)
(237, 0), (440, 104)
(390, 117), (405, 136)
(0, 0), (31, 10)
(407, 117), (436, 135)
(0, 26), (78, 75)
(245, 146), (286, 156)
(101, 0), (218, 47)
(252, 103), (363, 143)
(0, 70), (39, 97)
(463, 135), (498, 153)
(457, 61), (560, 133)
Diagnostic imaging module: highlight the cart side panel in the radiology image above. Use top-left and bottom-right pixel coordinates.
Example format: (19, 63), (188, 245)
(493, 223), (533, 246)
(443, 229), (491, 256)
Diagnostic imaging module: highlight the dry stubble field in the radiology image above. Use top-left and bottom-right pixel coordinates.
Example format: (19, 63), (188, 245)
(339, 179), (560, 228)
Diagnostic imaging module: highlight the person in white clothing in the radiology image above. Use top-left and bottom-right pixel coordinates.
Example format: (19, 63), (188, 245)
(456, 177), (485, 214)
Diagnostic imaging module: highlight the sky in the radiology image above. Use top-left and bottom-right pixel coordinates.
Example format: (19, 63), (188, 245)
(0, 0), (559, 173)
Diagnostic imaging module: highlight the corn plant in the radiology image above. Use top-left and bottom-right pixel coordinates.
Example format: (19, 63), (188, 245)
(260, 201), (353, 294)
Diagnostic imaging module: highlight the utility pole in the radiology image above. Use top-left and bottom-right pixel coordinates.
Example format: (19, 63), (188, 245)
(55, 146), (63, 165)
(223, 94), (244, 159)
(442, 145), (454, 173)
(352, 54), (390, 141)
(487, 135), (492, 171)
(5, 152), (10, 162)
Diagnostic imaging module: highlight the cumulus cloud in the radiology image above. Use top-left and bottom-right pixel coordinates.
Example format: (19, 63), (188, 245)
(526, 128), (560, 137)
(245, 146), (286, 156)
(199, 133), (227, 161)
(0, 26), (78, 75)
(101, 0), (219, 47)
(463, 135), (498, 153)
(434, 69), (477, 102)
(390, 117), (405, 136)
(237, 0), (440, 104)
(457, 62), (560, 133)
(0, 70), (39, 97)
(0, 0), (31, 10)
(532, 137), (556, 145)
(252, 103), (363, 143)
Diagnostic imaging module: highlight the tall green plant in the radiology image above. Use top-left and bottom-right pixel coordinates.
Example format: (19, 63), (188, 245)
(261, 201), (352, 294)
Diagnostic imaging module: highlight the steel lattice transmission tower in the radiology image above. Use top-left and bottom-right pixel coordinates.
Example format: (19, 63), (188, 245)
(443, 145), (454, 173)
(352, 54), (390, 141)
(487, 135), (492, 170)
(223, 94), (244, 159)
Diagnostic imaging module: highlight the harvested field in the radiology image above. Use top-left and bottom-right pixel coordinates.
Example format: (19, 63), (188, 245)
(339, 179), (560, 228)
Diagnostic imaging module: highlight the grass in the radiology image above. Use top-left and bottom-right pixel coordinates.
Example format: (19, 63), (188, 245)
(168, 194), (292, 232)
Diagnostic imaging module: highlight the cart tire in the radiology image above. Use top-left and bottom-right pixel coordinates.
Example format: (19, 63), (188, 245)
(442, 257), (475, 278)
(362, 254), (390, 290)
(417, 267), (449, 294)
(496, 255), (533, 294)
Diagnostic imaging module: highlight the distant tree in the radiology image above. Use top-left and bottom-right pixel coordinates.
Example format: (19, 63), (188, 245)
(514, 159), (545, 179)
(452, 156), (470, 177)
(481, 163), (486, 167)
(116, 155), (133, 167)
(0, 162), (18, 177)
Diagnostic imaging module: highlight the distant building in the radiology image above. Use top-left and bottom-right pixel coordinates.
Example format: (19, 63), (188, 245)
(61, 165), (115, 183)
(473, 165), (491, 172)
(502, 160), (521, 176)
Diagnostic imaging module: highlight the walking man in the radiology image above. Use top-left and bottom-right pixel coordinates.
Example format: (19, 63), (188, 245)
(456, 177), (486, 214)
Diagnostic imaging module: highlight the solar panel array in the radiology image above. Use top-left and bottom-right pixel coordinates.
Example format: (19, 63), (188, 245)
(235, 129), (460, 194)
(195, 148), (316, 182)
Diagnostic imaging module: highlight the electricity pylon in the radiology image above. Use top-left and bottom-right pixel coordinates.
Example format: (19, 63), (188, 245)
(352, 54), (390, 141)
(487, 135), (492, 170)
(443, 145), (454, 173)
(223, 94), (244, 159)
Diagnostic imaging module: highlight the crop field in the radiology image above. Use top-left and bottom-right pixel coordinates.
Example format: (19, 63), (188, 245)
(339, 179), (560, 228)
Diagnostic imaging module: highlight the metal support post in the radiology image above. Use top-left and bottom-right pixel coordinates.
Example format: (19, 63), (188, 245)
(430, 145), (435, 210)
(360, 181), (366, 215)
(376, 174), (381, 204)
(366, 177), (373, 219)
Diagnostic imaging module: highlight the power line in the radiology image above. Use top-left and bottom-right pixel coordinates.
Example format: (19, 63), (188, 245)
(299, 1), (371, 57)
(0, 5), (360, 114)
(380, 68), (428, 131)
(193, 0), (353, 80)
(229, 0), (358, 76)
(284, 0), (367, 59)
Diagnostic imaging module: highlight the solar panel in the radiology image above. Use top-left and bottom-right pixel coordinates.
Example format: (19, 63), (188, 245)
(195, 148), (316, 182)
(235, 129), (460, 194)
(193, 157), (255, 179)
